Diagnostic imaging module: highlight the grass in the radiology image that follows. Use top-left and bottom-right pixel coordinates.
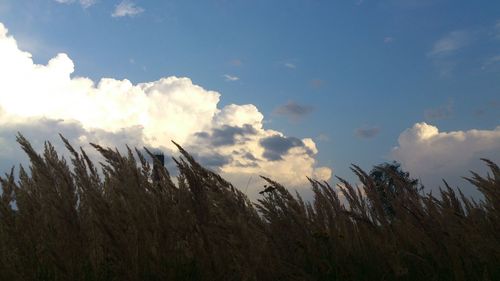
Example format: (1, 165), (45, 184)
(0, 133), (498, 280)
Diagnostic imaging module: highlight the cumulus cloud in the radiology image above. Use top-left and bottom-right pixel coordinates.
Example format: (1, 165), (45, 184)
(274, 101), (313, 122)
(392, 122), (500, 196)
(355, 126), (380, 139)
(0, 22), (331, 199)
(112, 1), (144, 18)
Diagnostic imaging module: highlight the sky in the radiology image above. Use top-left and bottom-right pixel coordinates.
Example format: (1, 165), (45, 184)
(0, 0), (499, 200)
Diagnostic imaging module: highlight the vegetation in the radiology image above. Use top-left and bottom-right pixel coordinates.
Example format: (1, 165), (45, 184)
(0, 133), (498, 281)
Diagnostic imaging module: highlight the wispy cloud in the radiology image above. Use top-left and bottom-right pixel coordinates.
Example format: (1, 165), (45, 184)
(494, 20), (500, 39)
(274, 101), (313, 122)
(310, 79), (325, 89)
(482, 55), (500, 70)
(355, 126), (381, 139)
(316, 133), (330, 142)
(224, 74), (239, 81)
(284, 62), (296, 69)
(54, 0), (97, 8)
(424, 100), (453, 120)
(384, 36), (394, 43)
(112, 0), (144, 18)
(428, 30), (472, 57)
(229, 59), (242, 67)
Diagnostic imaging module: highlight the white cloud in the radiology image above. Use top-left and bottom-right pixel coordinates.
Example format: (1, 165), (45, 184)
(494, 20), (500, 39)
(392, 122), (500, 196)
(428, 30), (472, 57)
(79, 0), (97, 8)
(384, 37), (394, 43)
(284, 62), (296, 69)
(112, 1), (144, 18)
(482, 55), (500, 70)
(54, 0), (97, 8)
(223, 74), (239, 81)
(0, 22), (331, 198)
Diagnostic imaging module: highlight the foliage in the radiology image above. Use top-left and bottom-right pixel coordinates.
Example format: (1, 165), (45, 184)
(369, 161), (422, 220)
(0, 133), (498, 281)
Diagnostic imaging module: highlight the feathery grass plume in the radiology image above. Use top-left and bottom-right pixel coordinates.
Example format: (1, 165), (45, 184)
(0, 133), (498, 280)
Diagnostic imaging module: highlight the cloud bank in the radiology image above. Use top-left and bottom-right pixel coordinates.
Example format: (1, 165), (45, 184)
(0, 22), (331, 198)
(392, 122), (500, 196)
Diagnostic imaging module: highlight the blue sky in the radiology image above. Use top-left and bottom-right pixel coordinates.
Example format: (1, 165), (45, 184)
(0, 0), (499, 198)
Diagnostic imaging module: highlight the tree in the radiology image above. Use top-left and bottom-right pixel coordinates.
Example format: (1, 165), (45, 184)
(369, 161), (422, 220)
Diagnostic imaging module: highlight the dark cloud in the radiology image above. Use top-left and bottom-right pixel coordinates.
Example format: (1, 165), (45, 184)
(355, 126), (381, 139)
(195, 124), (257, 147)
(233, 160), (259, 168)
(242, 152), (258, 161)
(274, 101), (314, 121)
(195, 153), (232, 170)
(259, 135), (305, 161)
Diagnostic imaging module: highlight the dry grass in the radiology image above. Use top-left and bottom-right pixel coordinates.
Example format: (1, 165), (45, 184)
(0, 133), (498, 280)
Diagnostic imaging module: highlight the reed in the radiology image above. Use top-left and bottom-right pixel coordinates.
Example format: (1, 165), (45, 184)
(0, 133), (498, 280)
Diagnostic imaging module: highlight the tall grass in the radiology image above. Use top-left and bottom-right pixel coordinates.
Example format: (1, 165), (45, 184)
(0, 133), (498, 280)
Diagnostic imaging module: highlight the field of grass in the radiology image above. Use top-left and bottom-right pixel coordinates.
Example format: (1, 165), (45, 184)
(0, 133), (498, 281)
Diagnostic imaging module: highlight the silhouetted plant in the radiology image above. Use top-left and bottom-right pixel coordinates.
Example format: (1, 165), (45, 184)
(0, 133), (498, 281)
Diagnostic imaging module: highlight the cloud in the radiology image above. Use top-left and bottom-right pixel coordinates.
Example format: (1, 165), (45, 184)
(229, 59), (242, 66)
(494, 20), (500, 39)
(194, 124), (257, 147)
(259, 135), (311, 161)
(112, 0), (144, 18)
(223, 74), (239, 81)
(0, 22), (331, 198)
(424, 100), (453, 120)
(384, 37), (394, 43)
(384, 0), (441, 10)
(392, 122), (500, 196)
(481, 55), (500, 70)
(428, 30), (472, 57)
(54, 0), (97, 8)
(274, 101), (313, 121)
(316, 133), (330, 142)
(310, 79), (325, 88)
(355, 126), (380, 139)
(284, 62), (296, 69)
